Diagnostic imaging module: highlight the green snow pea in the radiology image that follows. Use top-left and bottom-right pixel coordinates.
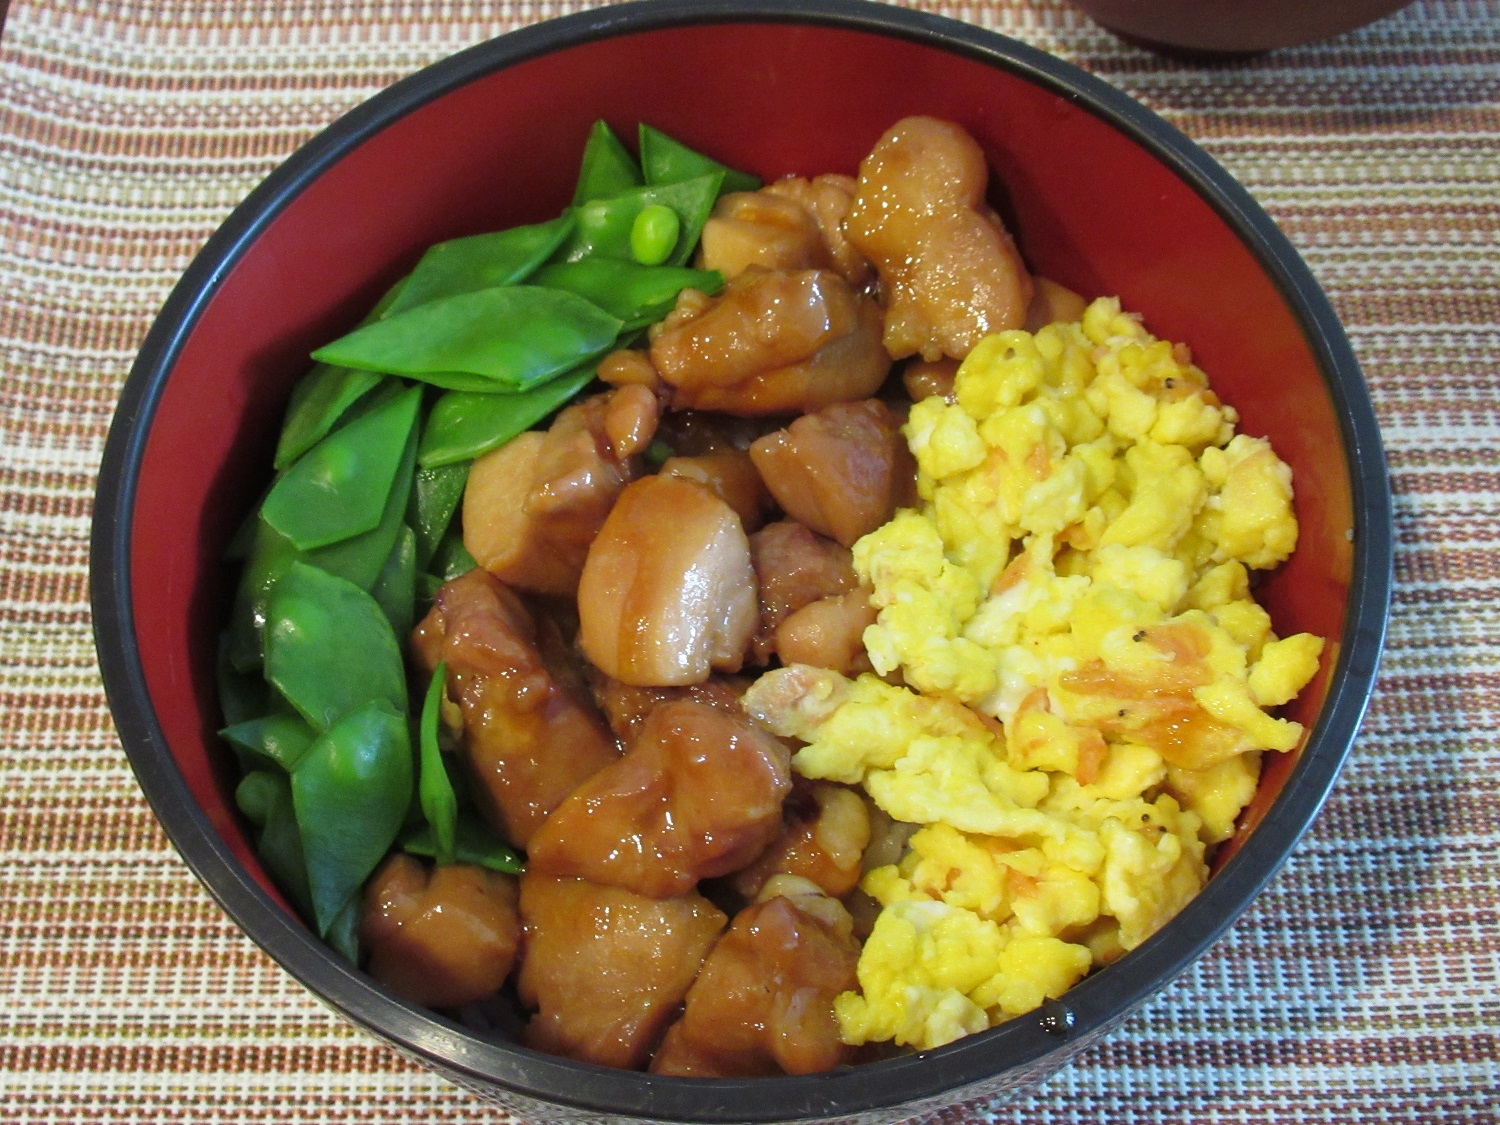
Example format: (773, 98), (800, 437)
(235, 770), (314, 920)
(264, 561), (408, 732)
(225, 519), (303, 672)
(407, 461), (470, 567)
(227, 422), (418, 670)
(429, 530), (477, 582)
(217, 631), (270, 721)
(291, 697), (413, 936)
(261, 384), (421, 552)
(273, 363), (384, 471)
(572, 119), (643, 204)
(311, 286), (622, 393)
(381, 213), (577, 319)
(401, 813), (523, 875)
(532, 259), (723, 332)
(416, 364), (596, 469)
(271, 268), (420, 470)
(418, 662), (457, 866)
(220, 711), (317, 773)
(369, 523), (418, 641)
(639, 123), (760, 195)
(417, 530), (478, 600)
(325, 898), (361, 965)
(553, 174), (723, 268)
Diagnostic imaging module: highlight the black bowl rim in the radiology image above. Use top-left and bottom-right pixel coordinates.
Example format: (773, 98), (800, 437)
(89, 0), (1393, 1120)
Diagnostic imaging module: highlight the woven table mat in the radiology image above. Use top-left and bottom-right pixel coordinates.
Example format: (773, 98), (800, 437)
(1, 0), (1496, 1121)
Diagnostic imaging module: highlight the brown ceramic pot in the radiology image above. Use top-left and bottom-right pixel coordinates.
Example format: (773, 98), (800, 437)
(1069, 0), (1416, 55)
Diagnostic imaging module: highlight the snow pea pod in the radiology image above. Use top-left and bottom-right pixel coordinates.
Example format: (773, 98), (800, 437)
(264, 561), (408, 732)
(311, 286), (621, 393)
(302, 411), (417, 586)
(261, 384), (421, 551)
(272, 269), (416, 469)
(227, 420), (419, 671)
(291, 697), (413, 936)
(235, 770), (314, 920)
(639, 123), (760, 195)
(407, 461), (469, 567)
(554, 174), (723, 268)
(382, 213), (577, 318)
(401, 813), (523, 875)
(416, 363), (596, 470)
(217, 631), (269, 720)
(417, 531), (477, 600)
(532, 260), (723, 332)
(369, 523), (417, 641)
(572, 119), (642, 204)
(273, 363), (383, 471)
(418, 662), (457, 866)
(220, 711), (316, 773)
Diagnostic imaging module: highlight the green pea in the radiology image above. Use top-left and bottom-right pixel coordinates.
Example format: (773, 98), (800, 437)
(553, 174), (723, 268)
(235, 771), (282, 827)
(261, 384), (421, 552)
(264, 561), (408, 732)
(311, 286), (621, 393)
(292, 697), (413, 936)
(418, 662), (458, 866)
(630, 204), (680, 266)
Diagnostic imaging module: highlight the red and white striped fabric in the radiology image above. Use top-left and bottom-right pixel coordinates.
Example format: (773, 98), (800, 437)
(1, 1), (1495, 1121)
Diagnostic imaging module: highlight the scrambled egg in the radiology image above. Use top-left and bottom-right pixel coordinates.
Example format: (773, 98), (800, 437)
(743, 298), (1324, 1052)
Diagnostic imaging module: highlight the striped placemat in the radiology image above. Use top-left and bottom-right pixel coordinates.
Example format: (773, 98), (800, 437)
(1, 1), (1496, 1121)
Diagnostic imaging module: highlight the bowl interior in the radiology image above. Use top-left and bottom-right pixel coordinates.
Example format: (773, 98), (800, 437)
(109, 9), (1369, 1119)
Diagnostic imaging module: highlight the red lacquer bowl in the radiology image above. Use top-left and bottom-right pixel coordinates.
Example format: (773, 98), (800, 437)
(90, 1), (1392, 1120)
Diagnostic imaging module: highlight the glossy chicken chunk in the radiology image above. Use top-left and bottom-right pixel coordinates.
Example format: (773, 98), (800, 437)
(589, 671), (748, 745)
(1024, 275), (1090, 332)
(649, 267), (890, 415)
(412, 569), (617, 846)
(360, 854), (520, 1010)
(902, 356), (960, 403)
(658, 449), (774, 533)
(731, 779), (872, 900)
(774, 586), (878, 677)
(697, 190), (833, 278)
(764, 174), (875, 291)
(577, 473), (757, 687)
(526, 699), (793, 898)
(518, 873), (726, 1070)
(748, 519), (859, 664)
(649, 887), (860, 1077)
(463, 385), (660, 596)
(845, 116), (1034, 361)
(749, 398), (915, 547)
